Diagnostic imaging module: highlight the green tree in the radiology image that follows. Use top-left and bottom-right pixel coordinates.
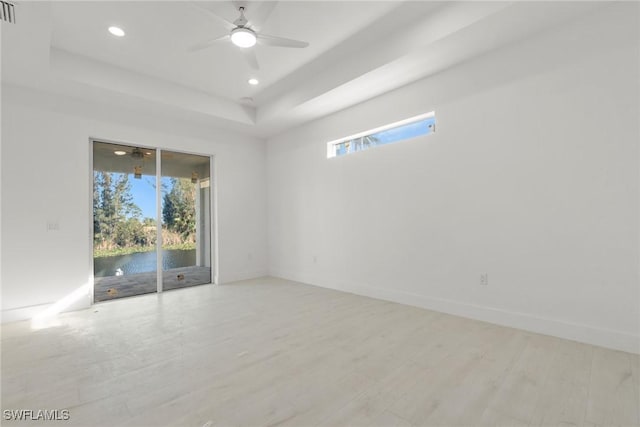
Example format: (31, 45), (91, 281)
(162, 178), (196, 240)
(162, 191), (177, 230)
(93, 171), (146, 251)
(114, 174), (141, 220)
(93, 172), (104, 238)
(100, 172), (115, 239)
(114, 218), (147, 247)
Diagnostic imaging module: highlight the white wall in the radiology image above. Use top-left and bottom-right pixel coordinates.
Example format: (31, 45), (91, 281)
(1, 85), (268, 322)
(267, 4), (640, 353)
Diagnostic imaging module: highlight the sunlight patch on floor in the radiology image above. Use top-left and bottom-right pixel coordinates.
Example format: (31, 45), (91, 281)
(30, 283), (91, 330)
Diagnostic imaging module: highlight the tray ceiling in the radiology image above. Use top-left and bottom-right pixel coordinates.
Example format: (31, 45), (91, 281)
(1, 1), (609, 137)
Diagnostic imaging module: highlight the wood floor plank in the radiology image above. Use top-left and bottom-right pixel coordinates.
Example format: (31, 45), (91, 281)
(388, 322), (526, 425)
(631, 352), (640, 424)
(366, 410), (414, 427)
(1, 277), (637, 427)
(528, 339), (593, 426)
(585, 346), (639, 426)
(314, 361), (423, 427)
(478, 333), (561, 425)
(421, 327), (530, 425)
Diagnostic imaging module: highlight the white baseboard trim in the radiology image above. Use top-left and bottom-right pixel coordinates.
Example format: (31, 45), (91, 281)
(2, 303), (50, 324)
(219, 270), (269, 284)
(269, 270), (640, 355)
(2, 299), (91, 324)
(2, 271), (268, 324)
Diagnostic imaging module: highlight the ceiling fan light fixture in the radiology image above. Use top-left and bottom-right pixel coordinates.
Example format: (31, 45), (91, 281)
(248, 78), (259, 85)
(114, 150), (127, 156)
(231, 27), (257, 48)
(108, 26), (125, 37)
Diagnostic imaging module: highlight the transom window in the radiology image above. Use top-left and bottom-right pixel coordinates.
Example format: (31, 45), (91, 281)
(327, 112), (436, 158)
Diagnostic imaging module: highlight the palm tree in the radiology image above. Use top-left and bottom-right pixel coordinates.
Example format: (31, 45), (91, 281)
(351, 134), (380, 153)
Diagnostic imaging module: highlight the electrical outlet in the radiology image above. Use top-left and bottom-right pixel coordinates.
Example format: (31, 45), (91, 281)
(313, 256), (318, 264)
(480, 273), (488, 286)
(46, 220), (59, 232)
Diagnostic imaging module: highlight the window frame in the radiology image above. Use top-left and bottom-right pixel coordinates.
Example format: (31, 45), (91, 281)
(326, 111), (436, 158)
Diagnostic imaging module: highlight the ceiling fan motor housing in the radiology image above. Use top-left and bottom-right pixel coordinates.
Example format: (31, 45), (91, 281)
(131, 148), (144, 159)
(234, 7), (249, 27)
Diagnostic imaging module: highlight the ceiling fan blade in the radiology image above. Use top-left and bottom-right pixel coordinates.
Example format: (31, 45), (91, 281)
(188, 35), (230, 52)
(242, 48), (260, 70)
(247, 2), (278, 30)
(257, 33), (308, 48)
(188, 1), (235, 31)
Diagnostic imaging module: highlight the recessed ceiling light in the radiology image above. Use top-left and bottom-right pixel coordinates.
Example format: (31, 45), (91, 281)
(114, 150), (127, 156)
(248, 78), (259, 86)
(108, 26), (125, 37)
(231, 27), (256, 48)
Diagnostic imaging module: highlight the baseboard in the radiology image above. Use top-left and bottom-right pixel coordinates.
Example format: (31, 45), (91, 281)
(2, 303), (49, 323)
(2, 271), (268, 324)
(2, 298), (91, 324)
(219, 270), (269, 284)
(269, 270), (640, 355)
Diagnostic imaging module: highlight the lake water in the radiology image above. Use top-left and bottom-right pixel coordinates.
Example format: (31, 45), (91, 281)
(94, 249), (196, 277)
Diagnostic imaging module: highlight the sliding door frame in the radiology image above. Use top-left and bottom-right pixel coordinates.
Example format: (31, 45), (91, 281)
(88, 138), (218, 305)
(156, 149), (163, 294)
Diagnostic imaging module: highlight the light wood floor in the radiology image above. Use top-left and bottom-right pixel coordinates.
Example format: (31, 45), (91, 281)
(1, 277), (638, 427)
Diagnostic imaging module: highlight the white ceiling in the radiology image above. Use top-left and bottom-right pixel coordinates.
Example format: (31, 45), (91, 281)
(49, 1), (399, 102)
(1, 1), (608, 137)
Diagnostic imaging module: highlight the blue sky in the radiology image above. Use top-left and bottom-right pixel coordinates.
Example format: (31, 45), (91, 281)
(335, 116), (435, 156)
(375, 117), (435, 143)
(130, 175), (174, 219)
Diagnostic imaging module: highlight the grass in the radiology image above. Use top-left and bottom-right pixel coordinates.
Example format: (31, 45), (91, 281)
(94, 242), (196, 258)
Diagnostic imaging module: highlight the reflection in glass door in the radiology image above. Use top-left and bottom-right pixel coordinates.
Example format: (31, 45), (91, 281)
(93, 142), (157, 301)
(161, 151), (211, 290)
(93, 141), (212, 302)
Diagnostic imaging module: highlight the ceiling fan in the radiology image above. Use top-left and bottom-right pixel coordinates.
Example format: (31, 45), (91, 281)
(111, 147), (153, 158)
(189, 1), (309, 70)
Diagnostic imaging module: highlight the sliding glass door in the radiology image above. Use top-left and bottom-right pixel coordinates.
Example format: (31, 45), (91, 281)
(161, 151), (211, 290)
(92, 141), (212, 302)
